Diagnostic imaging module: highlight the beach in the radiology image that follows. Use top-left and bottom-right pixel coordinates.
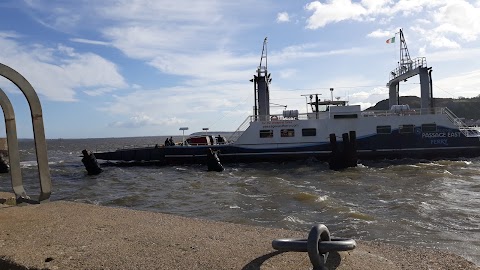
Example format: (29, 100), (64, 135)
(0, 197), (477, 270)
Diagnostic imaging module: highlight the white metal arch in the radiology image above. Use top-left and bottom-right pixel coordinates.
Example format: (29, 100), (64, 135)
(0, 88), (25, 199)
(0, 63), (51, 202)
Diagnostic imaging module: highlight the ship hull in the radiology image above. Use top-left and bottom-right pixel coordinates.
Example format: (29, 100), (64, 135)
(93, 130), (480, 165)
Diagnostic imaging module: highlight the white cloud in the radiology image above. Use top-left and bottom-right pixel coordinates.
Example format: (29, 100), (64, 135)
(305, 0), (367, 29)
(101, 82), (253, 131)
(367, 29), (394, 38)
(304, 0), (437, 29)
(410, 26), (461, 49)
(98, 0), (225, 24)
(277, 12), (290, 23)
(70, 38), (111, 46)
(424, 47), (480, 63)
(389, 0), (428, 16)
(305, 1), (478, 39)
(305, 1), (480, 51)
(429, 35), (461, 49)
(348, 86), (389, 109)
(433, 70), (480, 98)
(0, 33), (127, 101)
(0, 31), (22, 39)
(415, 18), (431, 25)
(109, 114), (185, 128)
(278, 69), (297, 79)
(432, 1), (480, 42)
(271, 43), (368, 64)
(418, 45), (426, 56)
(148, 51), (255, 83)
(360, 0), (392, 12)
(83, 87), (116, 96)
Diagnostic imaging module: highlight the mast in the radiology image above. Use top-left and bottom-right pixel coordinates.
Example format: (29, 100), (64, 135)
(251, 37), (271, 121)
(399, 29), (411, 70)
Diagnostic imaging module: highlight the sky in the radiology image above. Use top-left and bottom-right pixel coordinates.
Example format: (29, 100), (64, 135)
(0, 0), (480, 138)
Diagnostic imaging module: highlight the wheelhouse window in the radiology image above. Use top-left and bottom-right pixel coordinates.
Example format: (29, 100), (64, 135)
(259, 130), (273, 138)
(376, 125), (391, 134)
(302, 128), (316, 136)
(399, 124), (415, 134)
(281, 129), (295, 137)
(422, 123), (437, 132)
(333, 114), (358, 119)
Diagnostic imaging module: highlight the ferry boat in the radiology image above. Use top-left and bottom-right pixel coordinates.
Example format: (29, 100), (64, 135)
(90, 32), (480, 165)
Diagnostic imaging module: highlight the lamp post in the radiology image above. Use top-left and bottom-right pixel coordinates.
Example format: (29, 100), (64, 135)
(179, 127), (188, 146)
(202, 127), (209, 136)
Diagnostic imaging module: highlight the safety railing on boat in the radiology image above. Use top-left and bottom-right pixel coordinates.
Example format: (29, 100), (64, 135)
(227, 115), (251, 142)
(443, 107), (480, 137)
(389, 57), (427, 81)
(361, 107), (444, 117)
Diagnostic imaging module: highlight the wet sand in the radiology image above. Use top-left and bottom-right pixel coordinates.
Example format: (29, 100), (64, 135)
(0, 196), (478, 270)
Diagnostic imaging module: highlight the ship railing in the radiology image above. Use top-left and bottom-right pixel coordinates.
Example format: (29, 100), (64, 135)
(361, 107), (444, 117)
(227, 115), (251, 143)
(249, 113), (310, 122)
(443, 107), (480, 137)
(389, 57), (427, 81)
(118, 144), (159, 149)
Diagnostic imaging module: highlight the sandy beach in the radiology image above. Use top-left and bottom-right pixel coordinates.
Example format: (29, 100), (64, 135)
(0, 195), (478, 270)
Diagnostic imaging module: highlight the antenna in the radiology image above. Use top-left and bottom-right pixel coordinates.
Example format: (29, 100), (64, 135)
(259, 37), (268, 71)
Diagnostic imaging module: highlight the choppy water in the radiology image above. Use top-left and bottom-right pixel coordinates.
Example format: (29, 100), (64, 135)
(1, 137), (479, 265)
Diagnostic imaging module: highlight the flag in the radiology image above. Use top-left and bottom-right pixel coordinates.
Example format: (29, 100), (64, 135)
(386, 37), (395, 44)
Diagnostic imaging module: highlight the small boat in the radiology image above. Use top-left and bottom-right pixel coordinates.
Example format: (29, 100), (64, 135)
(89, 31), (480, 165)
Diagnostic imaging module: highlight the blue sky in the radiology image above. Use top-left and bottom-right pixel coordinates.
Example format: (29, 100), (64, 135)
(0, 0), (480, 138)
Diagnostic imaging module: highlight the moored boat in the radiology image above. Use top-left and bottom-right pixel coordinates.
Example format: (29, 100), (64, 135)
(89, 31), (480, 165)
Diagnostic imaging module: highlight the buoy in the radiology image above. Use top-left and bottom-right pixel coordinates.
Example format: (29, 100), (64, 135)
(206, 148), (224, 172)
(81, 149), (102, 175)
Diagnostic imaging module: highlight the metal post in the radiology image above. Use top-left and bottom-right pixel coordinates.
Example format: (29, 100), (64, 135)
(180, 127), (188, 145)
